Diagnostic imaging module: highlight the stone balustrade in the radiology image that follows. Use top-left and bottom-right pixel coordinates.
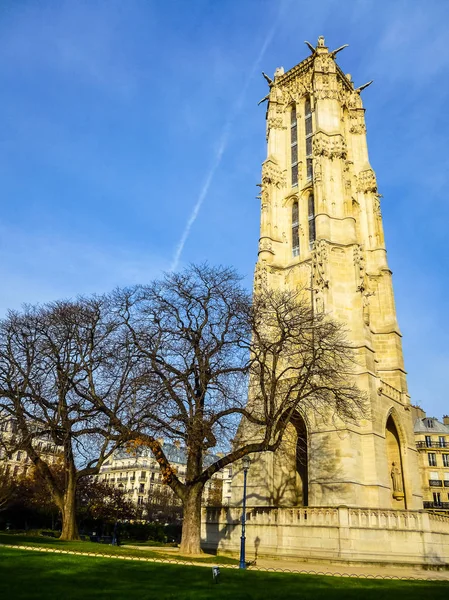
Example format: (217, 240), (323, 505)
(380, 380), (403, 402)
(202, 505), (449, 565)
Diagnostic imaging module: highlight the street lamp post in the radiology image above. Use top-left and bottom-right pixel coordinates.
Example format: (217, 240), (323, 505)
(239, 455), (251, 569)
(112, 483), (124, 546)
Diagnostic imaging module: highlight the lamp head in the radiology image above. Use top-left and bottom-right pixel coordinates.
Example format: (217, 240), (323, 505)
(242, 455), (251, 471)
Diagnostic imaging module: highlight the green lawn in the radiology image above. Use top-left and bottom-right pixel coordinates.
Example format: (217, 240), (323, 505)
(0, 532), (237, 564)
(0, 547), (448, 600)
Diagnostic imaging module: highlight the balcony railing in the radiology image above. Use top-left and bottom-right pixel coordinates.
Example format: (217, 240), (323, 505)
(444, 480), (449, 487)
(417, 441), (449, 449)
(423, 501), (449, 509)
(100, 462), (159, 472)
(429, 479), (443, 487)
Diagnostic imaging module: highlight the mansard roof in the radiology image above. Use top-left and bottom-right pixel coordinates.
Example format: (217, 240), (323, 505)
(414, 417), (449, 434)
(113, 442), (221, 467)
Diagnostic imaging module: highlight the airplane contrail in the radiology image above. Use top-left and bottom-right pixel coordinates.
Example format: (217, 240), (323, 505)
(170, 3), (288, 272)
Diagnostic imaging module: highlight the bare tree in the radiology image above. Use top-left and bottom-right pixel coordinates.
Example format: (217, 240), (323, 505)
(0, 298), (135, 540)
(95, 265), (365, 554)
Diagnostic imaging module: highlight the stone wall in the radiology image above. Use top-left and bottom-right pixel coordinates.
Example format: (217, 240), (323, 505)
(202, 506), (449, 566)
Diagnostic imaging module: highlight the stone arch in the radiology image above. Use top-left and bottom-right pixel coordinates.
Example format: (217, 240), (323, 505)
(283, 193), (299, 208)
(273, 411), (309, 507)
(384, 409), (407, 509)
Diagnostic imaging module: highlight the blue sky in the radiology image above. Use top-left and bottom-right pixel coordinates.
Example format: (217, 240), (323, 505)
(0, 0), (448, 417)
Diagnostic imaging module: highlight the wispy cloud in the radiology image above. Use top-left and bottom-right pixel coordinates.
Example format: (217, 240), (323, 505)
(170, 1), (290, 271)
(0, 225), (167, 313)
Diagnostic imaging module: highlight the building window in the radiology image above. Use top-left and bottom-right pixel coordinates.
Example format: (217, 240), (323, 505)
(426, 419), (434, 428)
(291, 106), (298, 186)
(16, 451), (22, 461)
(443, 454), (449, 467)
(428, 453), (437, 466)
(425, 435), (432, 448)
(292, 201), (300, 257)
(305, 97), (313, 181)
(139, 483), (145, 493)
(439, 436), (446, 448)
(308, 194), (316, 249)
(433, 492), (441, 505)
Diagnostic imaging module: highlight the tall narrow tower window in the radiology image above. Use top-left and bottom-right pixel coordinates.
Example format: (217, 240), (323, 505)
(292, 200), (300, 257)
(291, 106), (298, 187)
(308, 194), (316, 249)
(305, 98), (313, 181)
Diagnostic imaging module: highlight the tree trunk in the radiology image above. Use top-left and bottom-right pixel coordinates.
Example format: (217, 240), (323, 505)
(59, 480), (79, 541)
(179, 483), (204, 555)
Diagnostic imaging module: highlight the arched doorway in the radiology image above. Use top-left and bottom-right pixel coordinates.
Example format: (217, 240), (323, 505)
(274, 412), (308, 507)
(385, 414), (406, 509)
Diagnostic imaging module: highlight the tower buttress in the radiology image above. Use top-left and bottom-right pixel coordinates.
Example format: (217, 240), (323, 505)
(245, 36), (422, 511)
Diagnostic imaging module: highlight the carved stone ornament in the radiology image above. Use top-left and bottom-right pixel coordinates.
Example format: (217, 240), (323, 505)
(314, 54), (335, 74)
(353, 244), (365, 292)
(314, 291), (324, 314)
(313, 158), (322, 184)
(314, 87), (341, 101)
(362, 290), (375, 325)
(356, 168), (377, 193)
(312, 240), (329, 289)
(261, 159), (286, 189)
(313, 132), (347, 160)
(258, 238), (273, 254)
(349, 120), (366, 135)
(267, 116), (286, 131)
(254, 261), (268, 291)
(269, 85), (285, 105)
(282, 70), (313, 100)
(348, 90), (363, 109)
(343, 160), (353, 191)
(391, 462), (405, 500)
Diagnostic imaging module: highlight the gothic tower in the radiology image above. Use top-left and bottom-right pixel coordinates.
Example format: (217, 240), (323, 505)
(243, 37), (422, 510)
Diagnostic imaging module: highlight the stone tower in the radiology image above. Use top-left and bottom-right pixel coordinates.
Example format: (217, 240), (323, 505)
(243, 36), (422, 510)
